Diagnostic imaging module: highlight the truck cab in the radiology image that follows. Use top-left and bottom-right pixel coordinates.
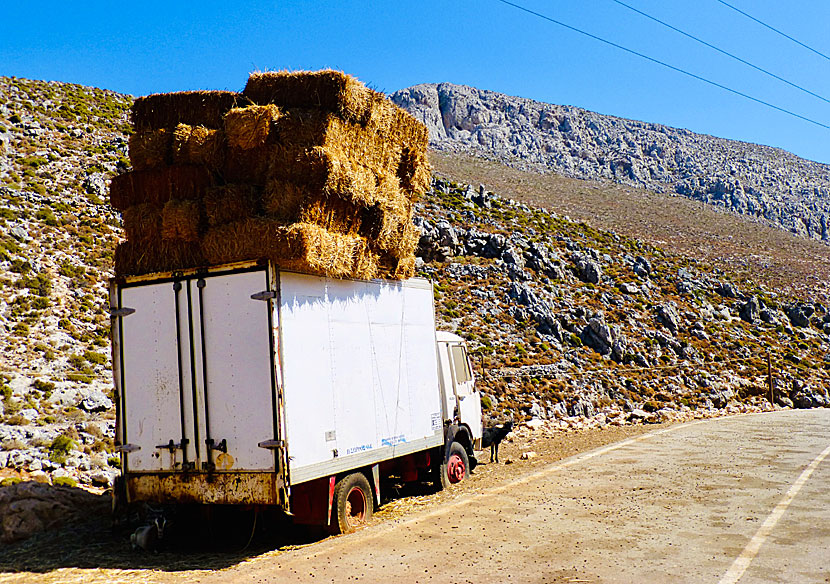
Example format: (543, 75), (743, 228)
(436, 331), (483, 450)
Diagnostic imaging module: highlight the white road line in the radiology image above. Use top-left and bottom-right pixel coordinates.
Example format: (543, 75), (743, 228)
(718, 442), (830, 584)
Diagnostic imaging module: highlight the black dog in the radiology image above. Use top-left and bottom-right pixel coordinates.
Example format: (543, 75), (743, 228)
(481, 421), (513, 463)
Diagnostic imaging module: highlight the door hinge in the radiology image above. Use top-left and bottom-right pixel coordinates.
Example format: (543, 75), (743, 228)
(110, 307), (135, 318)
(251, 290), (277, 301)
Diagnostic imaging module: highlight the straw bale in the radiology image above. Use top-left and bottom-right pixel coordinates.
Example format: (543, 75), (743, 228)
(243, 70), (378, 125)
(221, 143), (273, 185)
(121, 203), (162, 244)
(204, 185), (260, 227)
(365, 210), (418, 258)
(109, 166), (214, 210)
(397, 147), (432, 198)
(131, 91), (253, 131)
(114, 240), (204, 277)
(272, 109), (400, 173)
(201, 219), (377, 279)
(268, 146), (409, 210)
(298, 195), (365, 235)
(161, 199), (202, 242)
(128, 129), (171, 170)
(262, 178), (308, 220)
(377, 254), (416, 280)
(224, 105), (281, 150)
(171, 124), (226, 169)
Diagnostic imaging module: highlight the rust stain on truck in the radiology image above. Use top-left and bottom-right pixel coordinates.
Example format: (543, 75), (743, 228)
(127, 472), (281, 505)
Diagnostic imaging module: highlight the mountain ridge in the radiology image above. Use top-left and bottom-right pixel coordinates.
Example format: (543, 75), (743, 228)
(392, 82), (830, 242)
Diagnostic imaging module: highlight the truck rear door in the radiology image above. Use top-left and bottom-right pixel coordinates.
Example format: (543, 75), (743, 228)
(112, 266), (281, 475)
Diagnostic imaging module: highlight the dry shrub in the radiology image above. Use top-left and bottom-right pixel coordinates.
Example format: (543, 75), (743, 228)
(109, 166), (214, 210)
(204, 184), (260, 227)
(121, 203), (162, 243)
(224, 105), (281, 150)
(161, 200), (201, 242)
(243, 69), (379, 125)
(131, 90), (253, 131)
(114, 240), (204, 277)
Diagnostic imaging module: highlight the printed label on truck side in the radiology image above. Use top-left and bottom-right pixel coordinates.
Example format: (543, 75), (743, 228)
(431, 413), (442, 431)
(381, 434), (406, 447)
(346, 444), (373, 455)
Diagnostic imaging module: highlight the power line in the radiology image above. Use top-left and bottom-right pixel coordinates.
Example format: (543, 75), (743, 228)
(493, 0), (830, 130)
(715, 0), (830, 62)
(611, 0), (830, 107)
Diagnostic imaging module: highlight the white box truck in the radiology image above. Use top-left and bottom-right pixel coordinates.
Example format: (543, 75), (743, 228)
(110, 260), (482, 533)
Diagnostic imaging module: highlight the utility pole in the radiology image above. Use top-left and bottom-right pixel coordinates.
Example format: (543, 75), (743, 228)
(767, 350), (774, 405)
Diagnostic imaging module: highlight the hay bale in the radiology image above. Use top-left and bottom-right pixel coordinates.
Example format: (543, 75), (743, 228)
(224, 105), (281, 150)
(121, 203), (162, 243)
(297, 195), (366, 235)
(360, 203), (417, 257)
(221, 143), (273, 185)
(204, 185), (260, 227)
(114, 240), (204, 277)
(161, 200), (201, 242)
(377, 253), (416, 280)
(268, 146), (409, 209)
(397, 147), (431, 198)
(272, 109), (399, 173)
(201, 219), (378, 279)
(131, 91), (253, 131)
(128, 129), (171, 170)
(109, 166), (214, 210)
(262, 178), (308, 220)
(171, 124), (226, 169)
(243, 70), (378, 125)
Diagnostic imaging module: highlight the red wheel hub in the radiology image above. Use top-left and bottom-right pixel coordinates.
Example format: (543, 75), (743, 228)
(447, 453), (466, 483)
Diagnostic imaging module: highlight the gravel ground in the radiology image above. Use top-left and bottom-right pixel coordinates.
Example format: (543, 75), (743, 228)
(0, 422), (669, 583)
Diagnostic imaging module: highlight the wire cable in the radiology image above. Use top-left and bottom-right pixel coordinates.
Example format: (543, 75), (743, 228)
(611, 0), (830, 106)
(715, 0), (830, 62)
(493, 0), (830, 130)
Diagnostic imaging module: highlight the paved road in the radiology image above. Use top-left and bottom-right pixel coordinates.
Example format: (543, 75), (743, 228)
(202, 410), (830, 584)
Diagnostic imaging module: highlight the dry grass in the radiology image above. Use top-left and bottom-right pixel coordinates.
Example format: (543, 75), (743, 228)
(432, 152), (830, 301)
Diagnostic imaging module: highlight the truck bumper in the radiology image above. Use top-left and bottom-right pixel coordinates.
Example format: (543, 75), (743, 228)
(126, 471), (284, 506)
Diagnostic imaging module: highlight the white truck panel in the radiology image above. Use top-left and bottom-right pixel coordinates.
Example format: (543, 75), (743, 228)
(120, 283), (183, 471)
(200, 271), (275, 470)
(279, 273), (443, 483)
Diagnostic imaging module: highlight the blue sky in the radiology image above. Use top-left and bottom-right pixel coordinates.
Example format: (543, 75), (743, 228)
(3, 1), (830, 163)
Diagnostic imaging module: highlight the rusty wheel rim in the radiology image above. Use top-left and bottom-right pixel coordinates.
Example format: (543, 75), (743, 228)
(447, 453), (466, 484)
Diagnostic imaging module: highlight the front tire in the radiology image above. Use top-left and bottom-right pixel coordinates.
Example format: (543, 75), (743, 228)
(331, 473), (373, 534)
(444, 442), (470, 486)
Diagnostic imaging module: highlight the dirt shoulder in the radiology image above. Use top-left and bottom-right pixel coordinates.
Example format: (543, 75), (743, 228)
(0, 422), (668, 584)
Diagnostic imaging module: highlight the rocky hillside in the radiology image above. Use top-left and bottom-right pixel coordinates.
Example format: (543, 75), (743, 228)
(392, 83), (830, 242)
(0, 76), (130, 490)
(0, 76), (828, 502)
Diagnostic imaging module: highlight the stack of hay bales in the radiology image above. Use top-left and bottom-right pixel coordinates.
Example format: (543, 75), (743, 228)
(111, 70), (430, 280)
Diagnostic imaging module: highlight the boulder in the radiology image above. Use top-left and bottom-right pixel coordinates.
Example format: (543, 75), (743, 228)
(0, 481), (109, 543)
(739, 296), (760, 323)
(656, 303), (681, 334)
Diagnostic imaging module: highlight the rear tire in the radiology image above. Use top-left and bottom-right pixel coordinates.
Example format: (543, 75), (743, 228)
(331, 473), (373, 534)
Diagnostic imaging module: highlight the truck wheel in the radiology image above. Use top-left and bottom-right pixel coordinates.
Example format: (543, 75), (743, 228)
(332, 473), (373, 534)
(445, 442), (469, 485)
